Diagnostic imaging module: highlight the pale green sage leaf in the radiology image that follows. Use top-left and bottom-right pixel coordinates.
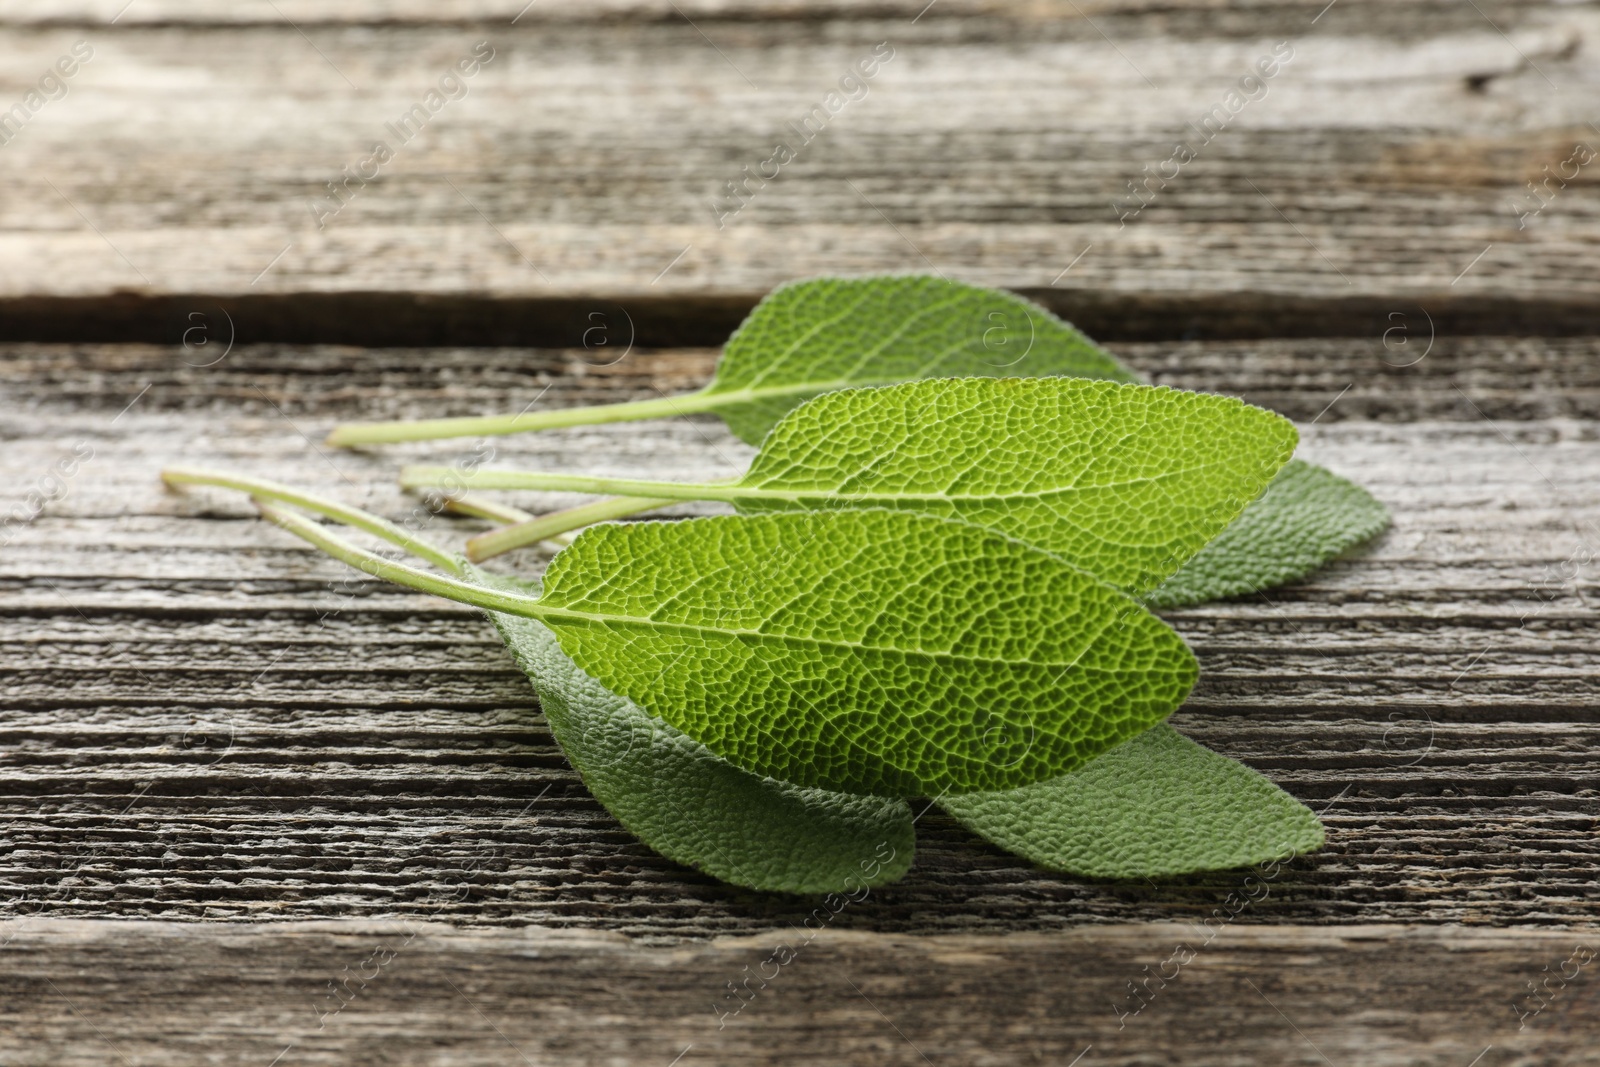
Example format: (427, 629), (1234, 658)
(940, 724), (1324, 879)
(1148, 459), (1390, 608)
(480, 570), (916, 894)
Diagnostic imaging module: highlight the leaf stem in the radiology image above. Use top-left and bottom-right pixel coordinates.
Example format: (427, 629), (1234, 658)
(401, 466), (735, 503)
(467, 496), (674, 562)
(324, 390), (722, 447)
(162, 466), (463, 574)
(253, 501), (550, 619)
(438, 492), (536, 526)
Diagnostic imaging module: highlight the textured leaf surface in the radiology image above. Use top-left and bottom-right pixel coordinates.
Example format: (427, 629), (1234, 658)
(704, 275), (1139, 443)
(940, 724), (1324, 879)
(479, 570), (915, 894)
(537, 510), (1198, 796)
(1148, 460), (1391, 608)
(729, 377), (1297, 595)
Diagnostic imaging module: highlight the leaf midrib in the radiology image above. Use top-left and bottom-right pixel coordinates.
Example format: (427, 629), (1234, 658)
(702, 375), (949, 407)
(701, 346), (1118, 409)
(538, 608), (1116, 672)
(721, 286), (973, 394)
(732, 457), (1239, 503)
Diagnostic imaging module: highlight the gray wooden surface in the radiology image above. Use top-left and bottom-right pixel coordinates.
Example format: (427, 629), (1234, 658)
(2, 0), (1599, 1062)
(1, 920), (1595, 1067)
(0, 1), (1598, 316)
(3, 338), (1596, 935)
(2, 339), (1598, 1062)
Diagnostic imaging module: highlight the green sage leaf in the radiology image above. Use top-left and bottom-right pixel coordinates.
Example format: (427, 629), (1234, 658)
(940, 724), (1324, 879)
(537, 509), (1198, 796)
(1149, 459), (1390, 608)
(421, 378), (1298, 597)
(705, 274), (1139, 443)
(480, 570), (916, 894)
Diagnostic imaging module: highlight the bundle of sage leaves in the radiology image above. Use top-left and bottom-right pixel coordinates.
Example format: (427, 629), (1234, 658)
(164, 276), (1387, 894)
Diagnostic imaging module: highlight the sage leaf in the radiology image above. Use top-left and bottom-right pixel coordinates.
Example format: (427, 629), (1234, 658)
(1148, 459), (1391, 608)
(326, 275), (1137, 447)
(480, 571), (916, 895)
(940, 724), (1324, 879)
(701, 274), (1138, 444)
(229, 491), (1196, 798)
(537, 510), (1198, 796)
(410, 377), (1298, 597)
(163, 466), (918, 895)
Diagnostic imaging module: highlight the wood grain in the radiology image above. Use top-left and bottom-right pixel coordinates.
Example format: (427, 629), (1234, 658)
(2, 340), (1595, 936)
(2, 920), (1597, 1066)
(2, 2), (1596, 1060)
(1, 1), (1599, 339)
(6, 332), (1599, 423)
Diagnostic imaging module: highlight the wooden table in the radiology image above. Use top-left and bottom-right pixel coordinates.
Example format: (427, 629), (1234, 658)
(1, 2), (1595, 1063)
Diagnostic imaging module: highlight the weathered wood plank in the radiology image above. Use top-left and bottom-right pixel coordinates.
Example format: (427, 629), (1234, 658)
(0, 2), (1598, 334)
(0, 2), (1592, 1058)
(2, 0), (1543, 23)
(1, 340), (1595, 933)
(0, 920), (1595, 1066)
(4, 333), (1600, 424)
